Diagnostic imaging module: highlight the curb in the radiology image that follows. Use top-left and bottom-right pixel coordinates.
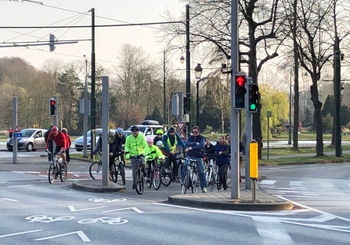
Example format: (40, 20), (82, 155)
(168, 195), (294, 211)
(71, 179), (126, 193)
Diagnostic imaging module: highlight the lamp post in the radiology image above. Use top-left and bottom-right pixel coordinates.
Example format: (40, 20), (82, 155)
(194, 63), (203, 127)
(163, 50), (185, 125)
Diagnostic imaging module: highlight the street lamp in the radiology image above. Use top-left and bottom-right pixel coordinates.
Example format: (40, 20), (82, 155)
(163, 50), (186, 125)
(194, 63), (203, 126)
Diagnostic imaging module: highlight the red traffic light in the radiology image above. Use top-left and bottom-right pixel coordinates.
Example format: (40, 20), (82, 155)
(50, 100), (55, 106)
(235, 75), (246, 87)
(9, 128), (13, 133)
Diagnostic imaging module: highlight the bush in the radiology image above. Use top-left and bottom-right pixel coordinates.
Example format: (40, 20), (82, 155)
(203, 125), (213, 134)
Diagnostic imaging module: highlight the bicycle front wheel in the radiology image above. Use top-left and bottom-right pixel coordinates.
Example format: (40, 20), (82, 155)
(153, 169), (161, 190)
(181, 171), (191, 194)
(160, 166), (172, 187)
(48, 163), (56, 184)
(60, 163), (67, 182)
(109, 162), (117, 183)
(119, 163), (126, 185)
(191, 172), (199, 193)
(89, 161), (102, 180)
(226, 166), (231, 188)
(135, 170), (144, 195)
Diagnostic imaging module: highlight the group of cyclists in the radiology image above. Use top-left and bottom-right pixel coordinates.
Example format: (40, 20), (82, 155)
(44, 124), (237, 193)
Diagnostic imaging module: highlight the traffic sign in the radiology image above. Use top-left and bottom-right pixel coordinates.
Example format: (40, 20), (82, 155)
(14, 132), (22, 138)
(180, 132), (187, 140)
(14, 126), (20, 132)
(176, 122), (186, 131)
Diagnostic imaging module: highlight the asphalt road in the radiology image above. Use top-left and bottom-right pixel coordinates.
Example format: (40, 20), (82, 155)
(1, 158), (350, 244)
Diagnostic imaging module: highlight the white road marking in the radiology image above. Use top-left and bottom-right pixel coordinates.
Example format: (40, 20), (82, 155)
(1, 198), (18, 202)
(68, 205), (107, 212)
(260, 180), (276, 185)
(35, 230), (90, 242)
(0, 230), (42, 238)
(253, 216), (294, 244)
(103, 207), (144, 214)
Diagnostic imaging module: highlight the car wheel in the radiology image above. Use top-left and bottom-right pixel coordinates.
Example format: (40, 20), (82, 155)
(76, 149), (82, 152)
(7, 148), (13, 152)
(26, 143), (33, 152)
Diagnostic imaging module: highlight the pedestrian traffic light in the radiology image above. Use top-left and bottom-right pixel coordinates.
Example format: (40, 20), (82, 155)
(49, 34), (55, 52)
(183, 97), (188, 114)
(49, 98), (56, 116)
(248, 84), (260, 113)
(235, 74), (247, 108)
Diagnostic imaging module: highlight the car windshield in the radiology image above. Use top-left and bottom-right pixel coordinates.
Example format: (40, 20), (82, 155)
(86, 129), (102, 137)
(21, 129), (35, 137)
(127, 126), (147, 133)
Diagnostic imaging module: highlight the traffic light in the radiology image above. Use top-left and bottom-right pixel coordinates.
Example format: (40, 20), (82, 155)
(49, 34), (55, 52)
(9, 128), (13, 138)
(49, 98), (56, 116)
(248, 84), (260, 113)
(235, 74), (247, 108)
(183, 97), (188, 114)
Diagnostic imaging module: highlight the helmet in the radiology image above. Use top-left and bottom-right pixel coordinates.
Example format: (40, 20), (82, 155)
(116, 128), (124, 135)
(130, 125), (139, 131)
(156, 140), (163, 147)
(51, 126), (58, 133)
(168, 127), (176, 133)
(146, 137), (153, 143)
(156, 129), (163, 135)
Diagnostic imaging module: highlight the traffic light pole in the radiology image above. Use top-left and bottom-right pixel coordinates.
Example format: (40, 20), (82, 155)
(244, 78), (253, 189)
(230, 0), (240, 199)
(52, 95), (58, 127)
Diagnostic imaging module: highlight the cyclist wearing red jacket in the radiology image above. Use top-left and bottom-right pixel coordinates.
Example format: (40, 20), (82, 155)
(46, 126), (67, 164)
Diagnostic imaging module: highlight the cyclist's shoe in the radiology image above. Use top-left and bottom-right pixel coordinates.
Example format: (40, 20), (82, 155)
(202, 187), (207, 193)
(223, 187), (227, 191)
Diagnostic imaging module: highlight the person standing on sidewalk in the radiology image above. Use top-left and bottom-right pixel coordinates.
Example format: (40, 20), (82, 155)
(44, 125), (53, 162)
(125, 126), (148, 190)
(214, 136), (230, 191)
(182, 126), (207, 193)
(61, 128), (71, 164)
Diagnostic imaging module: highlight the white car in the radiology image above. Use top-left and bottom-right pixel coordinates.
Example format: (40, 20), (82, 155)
(125, 120), (164, 139)
(74, 128), (116, 151)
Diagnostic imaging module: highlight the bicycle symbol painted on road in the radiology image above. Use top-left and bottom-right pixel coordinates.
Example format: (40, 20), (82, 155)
(25, 215), (75, 223)
(88, 198), (127, 203)
(78, 217), (128, 225)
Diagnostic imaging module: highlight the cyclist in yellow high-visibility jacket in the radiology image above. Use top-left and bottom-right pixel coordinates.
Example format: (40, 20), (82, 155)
(125, 125), (148, 190)
(162, 127), (186, 181)
(144, 137), (165, 181)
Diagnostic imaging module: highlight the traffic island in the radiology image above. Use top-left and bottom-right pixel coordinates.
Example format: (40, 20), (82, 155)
(71, 179), (126, 193)
(168, 189), (294, 211)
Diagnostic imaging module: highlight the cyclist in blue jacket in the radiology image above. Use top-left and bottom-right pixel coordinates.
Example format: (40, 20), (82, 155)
(182, 126), (207, 193)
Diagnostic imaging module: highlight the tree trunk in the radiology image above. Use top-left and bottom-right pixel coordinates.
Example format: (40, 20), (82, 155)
(310, 83), (324, 156)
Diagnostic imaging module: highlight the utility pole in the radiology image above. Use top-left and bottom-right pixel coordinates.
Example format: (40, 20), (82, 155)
(185, 4), (191, 131)
(163, 50), (166, 124)
(90, 8), (96, 157)
(334, 35), (341, 157)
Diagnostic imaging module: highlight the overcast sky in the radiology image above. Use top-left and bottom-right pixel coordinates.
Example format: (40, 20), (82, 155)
(0, 0), (185, 70)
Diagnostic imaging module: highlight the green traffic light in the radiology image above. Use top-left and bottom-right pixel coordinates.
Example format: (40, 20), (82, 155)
(250, 103), (257, 110)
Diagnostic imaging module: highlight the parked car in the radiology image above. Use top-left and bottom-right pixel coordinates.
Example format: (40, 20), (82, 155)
(74, 128), (102, 152)
(124, 120), (164, 139)
(6, 128), (47, 152)
(74, 128), (117, 151)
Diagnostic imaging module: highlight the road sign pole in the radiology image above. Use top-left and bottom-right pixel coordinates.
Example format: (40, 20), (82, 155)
(101, 76), (110, 186)
(12, 97), (18, 164)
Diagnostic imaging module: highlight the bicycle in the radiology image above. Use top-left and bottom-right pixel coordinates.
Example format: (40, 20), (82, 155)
(114, 152), (126, 185)
(181, 158), (200, 194)
(89, 151), (117, 182)
(47, 151), (67, 184)
(131, 155), (144, 195)
(144, 159), (161, 190)
(159, 153), (184, 186)
(159, 158), (172, 187)
(204, 154), (218, 192)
